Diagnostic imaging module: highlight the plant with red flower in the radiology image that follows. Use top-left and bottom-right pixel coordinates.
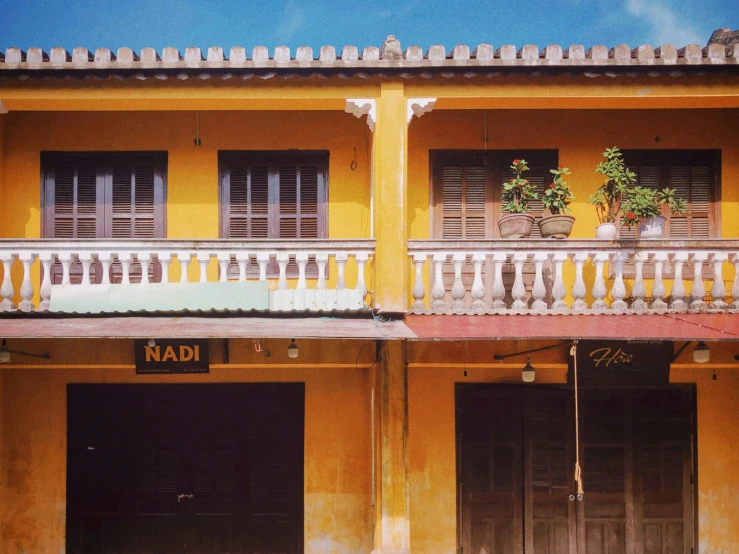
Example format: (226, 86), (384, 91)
(502, 158), (538, 214)
(543, 166), (574, 215)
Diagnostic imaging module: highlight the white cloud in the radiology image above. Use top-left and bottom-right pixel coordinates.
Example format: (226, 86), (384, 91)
(275, 1), (304, 42)
(626, 0), (703, 45)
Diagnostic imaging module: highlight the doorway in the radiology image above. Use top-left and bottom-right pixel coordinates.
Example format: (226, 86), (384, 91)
(67, 384), (304, 554)
(456, 385), (695, 554)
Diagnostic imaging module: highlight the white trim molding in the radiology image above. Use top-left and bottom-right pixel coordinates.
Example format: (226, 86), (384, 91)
(345, 98), (376, 131)
(407, 97), (437, 124)
(0, 100), (8, 114)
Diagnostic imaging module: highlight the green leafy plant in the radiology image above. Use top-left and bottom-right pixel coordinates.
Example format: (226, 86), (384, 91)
(542, 166), (574, 215)
(501, 159), (539, 214)
(587, 147), (637, 224)
(621, 186), (687, 228)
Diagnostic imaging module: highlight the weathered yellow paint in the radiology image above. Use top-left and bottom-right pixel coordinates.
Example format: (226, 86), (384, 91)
(373, 82), (408, 312)
(0, 338), (377, 554)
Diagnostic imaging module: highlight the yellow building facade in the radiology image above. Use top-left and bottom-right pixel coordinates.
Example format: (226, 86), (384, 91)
(1, 35), (739, 553)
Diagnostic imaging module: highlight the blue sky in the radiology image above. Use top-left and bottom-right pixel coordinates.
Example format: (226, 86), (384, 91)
(0, 0), (736, 52)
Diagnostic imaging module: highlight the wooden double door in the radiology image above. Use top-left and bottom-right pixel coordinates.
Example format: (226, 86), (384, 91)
(457, 386), (694, 554)
(67, 384), (304, 554)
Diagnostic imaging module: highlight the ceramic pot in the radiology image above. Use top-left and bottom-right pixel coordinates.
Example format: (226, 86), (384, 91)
(595, 222), (617, 240)
(538, 214), (575, 239)
(636, 215), (665, 239)
(498, 213), (535, 239)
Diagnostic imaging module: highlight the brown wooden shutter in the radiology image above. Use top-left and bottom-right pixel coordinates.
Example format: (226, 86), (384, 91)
(45, 164), (104, 239)
(224, 164), (270, 238)
(435, 157), (490, 239)
(667, 164), (712, 239)
(108, 163), (165, 239)
(277, 163), (324, 239)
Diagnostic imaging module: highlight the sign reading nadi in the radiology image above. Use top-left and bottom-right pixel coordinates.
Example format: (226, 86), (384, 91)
(134, 339), (210, 374)
(568, 340), (673, 386)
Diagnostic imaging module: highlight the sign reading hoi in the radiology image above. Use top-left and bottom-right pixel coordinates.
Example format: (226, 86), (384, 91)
(134, 339), (209, 374)
(568, 340), (673, 386)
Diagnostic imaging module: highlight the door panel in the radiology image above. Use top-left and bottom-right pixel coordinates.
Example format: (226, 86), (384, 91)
(457, 386), (693, 554)
(67, 384), (304, 554)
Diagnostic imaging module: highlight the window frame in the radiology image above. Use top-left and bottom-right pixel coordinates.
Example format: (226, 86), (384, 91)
(40, 151), (168, 239)
(218, 150), (329, 240)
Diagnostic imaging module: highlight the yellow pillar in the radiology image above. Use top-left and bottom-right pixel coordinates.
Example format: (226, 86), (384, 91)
(0, 111), (5, 236)
(374, 340), (410, 554)
(373, 82), (408, 313)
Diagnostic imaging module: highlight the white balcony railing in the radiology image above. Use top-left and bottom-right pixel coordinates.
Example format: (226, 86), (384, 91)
(0, 239), (375, 313)
(408, 240), (739, 315)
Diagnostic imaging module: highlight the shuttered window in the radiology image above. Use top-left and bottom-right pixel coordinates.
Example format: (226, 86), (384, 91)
(621, 150), (719, 239)
(219, 151), (327, 240)
(432, 150), (558, 239)
(41, 153), (167, 285)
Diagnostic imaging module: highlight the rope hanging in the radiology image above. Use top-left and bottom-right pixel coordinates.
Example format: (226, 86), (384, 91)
(570, 340), (584, 497)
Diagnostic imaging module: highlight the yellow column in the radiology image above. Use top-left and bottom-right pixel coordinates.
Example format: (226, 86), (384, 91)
(373, 82), (408, 313)
(0, 112), (5, 236)
(374, 340), (410, 554)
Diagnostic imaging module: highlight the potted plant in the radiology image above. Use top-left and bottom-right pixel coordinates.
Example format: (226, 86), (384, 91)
(499, 159), (539, 238)
(621, 186), (687, 239)
(587, 147), (637, 239)
(538, 166), (575, 239)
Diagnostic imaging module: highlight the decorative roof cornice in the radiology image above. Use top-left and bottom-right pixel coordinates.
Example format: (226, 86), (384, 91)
(1, 35), (738, 81)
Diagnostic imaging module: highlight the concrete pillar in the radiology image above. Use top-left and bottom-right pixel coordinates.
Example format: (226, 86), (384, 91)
(373, 83), (408, 313)
(374, 340), (410, 554)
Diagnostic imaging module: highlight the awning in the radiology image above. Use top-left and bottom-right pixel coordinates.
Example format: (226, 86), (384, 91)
(0, 316), (415, 340)
(405, 314), (739, 342)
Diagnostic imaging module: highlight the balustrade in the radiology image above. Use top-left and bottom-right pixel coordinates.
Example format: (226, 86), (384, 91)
(408, 240), (739, 315)
(0, 239), (374, 313)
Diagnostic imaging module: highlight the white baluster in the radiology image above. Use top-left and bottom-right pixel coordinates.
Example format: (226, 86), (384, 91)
(591, 252), (609, 312)
(315, 253), (329, 310)
(335, 252), (348, 290)
(138, 252), (151, 285)
(531, 252), (548, 312)
(670, 252), (688, 310)
(551, 252), (568, 312)
(431, 253), (447, 313)
(511, 252), (528, 311)
(276, 253), (289, 290)
(217, 253), (230, 282)
(610, 251), (628, 313)
(710, 253), (728, 310)
(59, 252), (73, 285)
(689, 253), (708, 312)
(18, 252), (37, 312)
(119, 253), (133, 285)
(411, 254), (428, 313)
(257, 253), (269, 281)
(355, 252), (369, 300)
(490, 252), (507, 311)
(195, 252), (210, 283)
(236, 252), (249, 281)
(78, 252), (93, 286)
(296, 253), (309, 291)
(631, 252), (649, 314)
(158, 252), (172, 284)
(650, 253), (668, 311)
(38, 253), (53, 311)
(178, 252), (191, 283)
(571, 253), (588, 313)
(470, 253), (486, 314)
(731, 254), (739, 311)
(98, 252), (113, 285)
(0, 253), (17, 311)
(451, 253), (466, 313)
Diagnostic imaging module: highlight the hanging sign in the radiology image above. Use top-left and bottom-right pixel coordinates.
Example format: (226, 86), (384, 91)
(134, 339), (210, 374)
(568, 340), (672, 386)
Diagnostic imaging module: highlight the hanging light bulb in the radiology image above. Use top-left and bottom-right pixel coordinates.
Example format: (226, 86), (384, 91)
(287, 339), (299, 359)
(693, 341), (710, 364)
(522, 355), (536, 383)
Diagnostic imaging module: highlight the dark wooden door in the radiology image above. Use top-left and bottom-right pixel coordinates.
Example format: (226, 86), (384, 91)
(457, 386), (693, 554)
(67, 384), (304, 554)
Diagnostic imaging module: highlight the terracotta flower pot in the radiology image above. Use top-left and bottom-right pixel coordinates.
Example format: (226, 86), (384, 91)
(636, 215), (665, 239)
(595, 222), (617, 240)
(538, 214), (575, 239)
(498, 213), (535, 239)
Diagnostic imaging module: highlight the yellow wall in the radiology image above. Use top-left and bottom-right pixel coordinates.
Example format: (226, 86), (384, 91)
(0, 110), (372, 239)
(0, 338), (377, 554)
(408, 108), (739, 240)
(407, 340), (739, 554)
